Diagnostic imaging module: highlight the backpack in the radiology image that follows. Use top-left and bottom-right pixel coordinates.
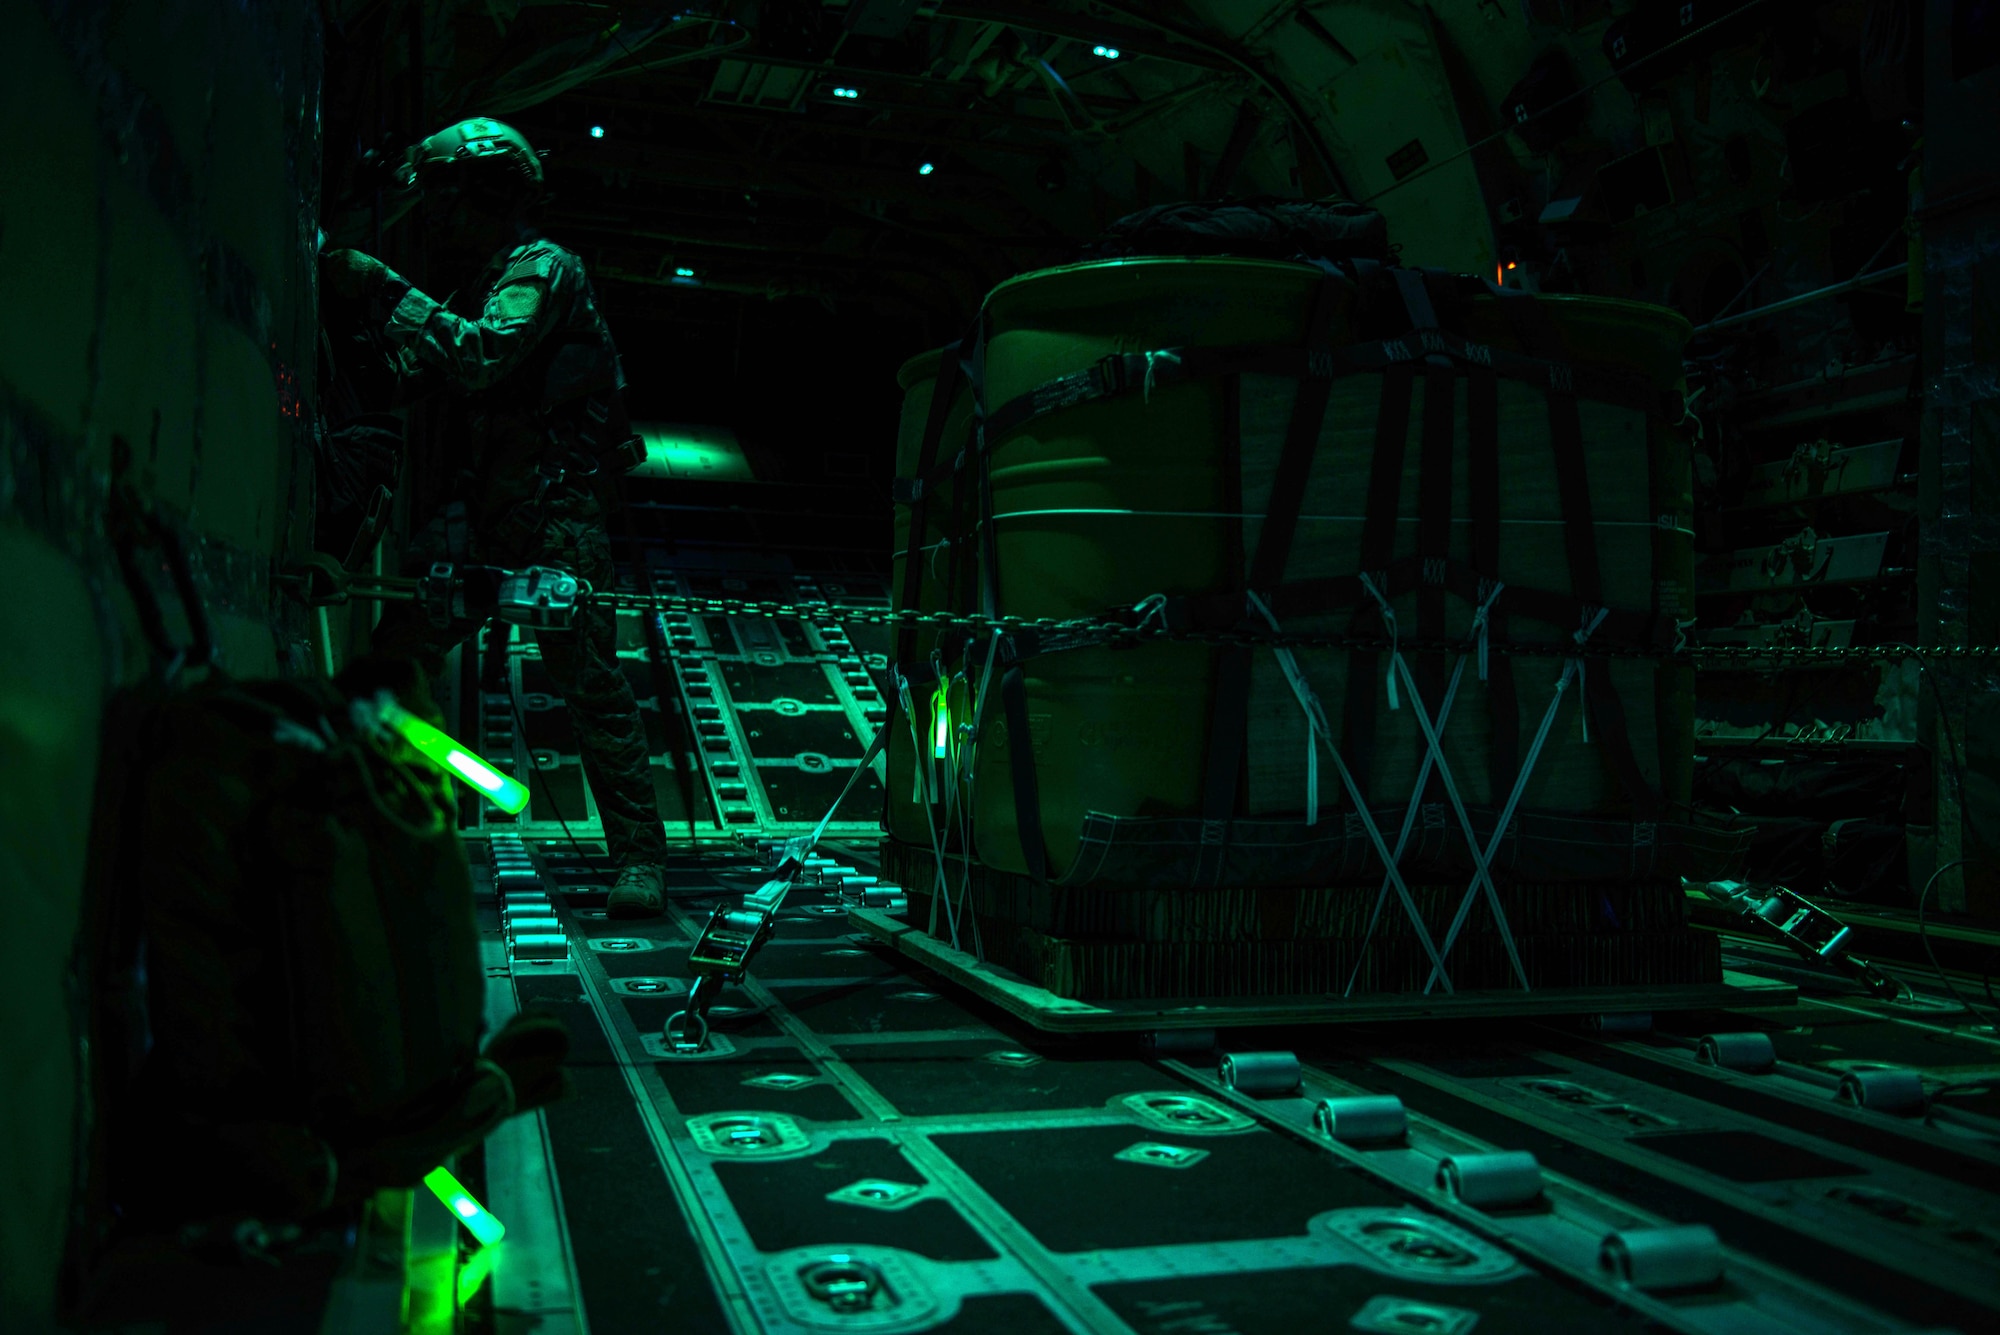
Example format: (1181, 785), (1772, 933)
(1080, 197), (1393, 265)
(65, 484), (565, 1301)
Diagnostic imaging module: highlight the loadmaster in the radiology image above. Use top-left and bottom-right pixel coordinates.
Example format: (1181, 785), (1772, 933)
(321, 117), (669, 917)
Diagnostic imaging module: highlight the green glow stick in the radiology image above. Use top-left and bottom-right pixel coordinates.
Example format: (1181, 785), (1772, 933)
(424, 1165), (507, 1247)
(380, 700), (531, 814)
(932, 691), (950, 760)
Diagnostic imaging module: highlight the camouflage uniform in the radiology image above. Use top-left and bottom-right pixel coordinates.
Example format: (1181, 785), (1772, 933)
(361, 233), (668, 869)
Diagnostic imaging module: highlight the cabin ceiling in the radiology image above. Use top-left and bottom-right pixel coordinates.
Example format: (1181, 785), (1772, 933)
(322, 1), (1908, 343)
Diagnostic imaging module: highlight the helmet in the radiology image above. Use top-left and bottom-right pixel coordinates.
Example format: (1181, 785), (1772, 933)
(398, 118), (544, 202)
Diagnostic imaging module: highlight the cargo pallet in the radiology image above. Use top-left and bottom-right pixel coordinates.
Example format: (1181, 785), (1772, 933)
(848, 905), (1797, 1032)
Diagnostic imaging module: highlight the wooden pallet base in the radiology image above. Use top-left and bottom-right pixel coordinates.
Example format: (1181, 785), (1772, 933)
(849, 908), (1797, 1033)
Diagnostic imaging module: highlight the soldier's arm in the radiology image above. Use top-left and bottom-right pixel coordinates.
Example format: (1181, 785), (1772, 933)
(380, 262), (564, 392)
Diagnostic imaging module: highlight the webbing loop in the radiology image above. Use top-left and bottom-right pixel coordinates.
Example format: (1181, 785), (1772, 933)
(1472, 579), (1506, 682)
(1355, 572), (1401, 712)
(1574, 605), (1608, 743)
(1246, 590), (1321, 826)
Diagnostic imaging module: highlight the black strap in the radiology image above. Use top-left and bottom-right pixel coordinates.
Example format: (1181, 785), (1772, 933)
(998, 655), (1048, 883)
(1466, 365), (1518, 799)
(959, 331), (1654, 483)
(1200, 278), (1344, 832)
(1584, 656), (1660, 817)
(1415, 364), (1456, 729)
(940, 439), (971, 637)
(894, 338), (969, 669)
(1158, 554), (1675, 658)
(959, 324), (1053, 879)
(1248, 282), (1344, 590)
(1340, 364), (1416, 795)
(1547, 395), (1602, 608)
(1505, 293), (1660, 817)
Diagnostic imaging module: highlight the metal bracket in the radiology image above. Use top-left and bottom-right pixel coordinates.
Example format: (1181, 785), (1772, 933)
(664, 904), (777, 1053)
(1691, 879), (1897, 997)
(495, 566), (585, 629)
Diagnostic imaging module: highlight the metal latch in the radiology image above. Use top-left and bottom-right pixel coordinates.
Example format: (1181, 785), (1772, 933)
(495, 566), (584, 628)
(1689, 879), (1896, 997)
(417, 563), (584, 630)
(664, 901), (779, 1053)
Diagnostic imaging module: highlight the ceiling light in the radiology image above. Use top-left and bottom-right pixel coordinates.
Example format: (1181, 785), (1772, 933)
(833, 86), (859, 99)
(918, 162), (935, 175)
(589, 125), (605, 138)
(675, 267), (696, 278)
(1092, 45), (1120, 59)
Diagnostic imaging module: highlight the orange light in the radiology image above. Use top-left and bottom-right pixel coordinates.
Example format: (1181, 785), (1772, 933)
(1506, 261), (1517, 270)
(1496, 265), (1505, 285)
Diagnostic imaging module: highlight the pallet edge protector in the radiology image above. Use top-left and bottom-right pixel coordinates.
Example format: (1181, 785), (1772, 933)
(848, 908), (1796, 1032)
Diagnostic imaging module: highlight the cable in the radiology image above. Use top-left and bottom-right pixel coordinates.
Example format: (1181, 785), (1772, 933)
(509, 674), (597, 869)
(1345, 0), (1774, 206)
(1916, 857), (1997, 1022)
(591, 16), (750, 83)
(1090, 0), (1352, 198)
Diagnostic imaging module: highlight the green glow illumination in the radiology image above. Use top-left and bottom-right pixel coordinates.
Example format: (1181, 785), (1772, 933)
(384, 702), (530, 814)
(424, 1166), (506, 1247)
(455, 1241), (498, 1307)
(631, 423), (756, 481)
(931, 683), (951, 760)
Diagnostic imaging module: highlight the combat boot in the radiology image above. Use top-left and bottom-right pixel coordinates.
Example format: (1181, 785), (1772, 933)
(606, 862), (666, 918)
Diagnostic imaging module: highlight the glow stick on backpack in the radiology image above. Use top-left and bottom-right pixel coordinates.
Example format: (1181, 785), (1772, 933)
(366, 695), (531, 814)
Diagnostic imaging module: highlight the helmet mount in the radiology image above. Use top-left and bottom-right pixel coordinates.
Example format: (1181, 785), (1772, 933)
(398, 117), (545, 208)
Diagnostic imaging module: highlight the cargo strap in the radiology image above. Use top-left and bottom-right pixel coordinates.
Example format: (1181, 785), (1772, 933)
(1246, 592), (1454, 990)
(1339, 363), (1417, 795)
(1356, 576), (1531, 991)
(997, 640), (1049, 884)
(1198, 275), (1344, 878)
(1422, 606), (1610, 993)
(966, 329), (1056, 884)
(969, 331), (1657, 456)
(1341, 582), (1505, 995)
(1159, 554), (1676, 655)
(891, 319), (1658, 509)
(1412, 271), (1458, 770)
(1493, 290), (1662, 819)
(895, 667), (975, 952)
(665, 726), (890, 1052)
(1466, 361), (1518, 798)
(929, 270), (1671, 622)
(894, 331), (975, 674)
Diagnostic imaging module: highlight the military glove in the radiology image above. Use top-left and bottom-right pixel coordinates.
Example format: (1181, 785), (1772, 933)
(321, 248), (393, 303)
